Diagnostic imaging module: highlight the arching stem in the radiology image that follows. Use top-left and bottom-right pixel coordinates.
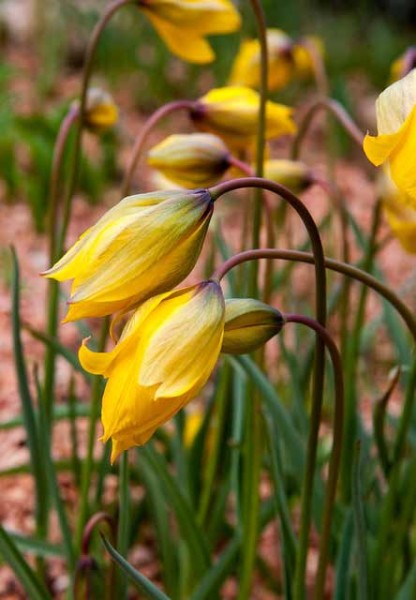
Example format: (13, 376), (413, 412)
(283, 314), (344, 600)
(211, 177), (327, 599)
(291, 97), (364, 160)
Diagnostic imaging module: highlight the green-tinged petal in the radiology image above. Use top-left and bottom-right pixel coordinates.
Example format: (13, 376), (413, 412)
(376, 69), (416, 134)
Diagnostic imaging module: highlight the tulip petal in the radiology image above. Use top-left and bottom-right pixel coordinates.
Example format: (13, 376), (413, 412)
(363, 129), (404, 166)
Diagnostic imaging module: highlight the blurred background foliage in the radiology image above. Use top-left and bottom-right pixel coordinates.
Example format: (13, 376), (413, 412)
(0, 0), (415, 231)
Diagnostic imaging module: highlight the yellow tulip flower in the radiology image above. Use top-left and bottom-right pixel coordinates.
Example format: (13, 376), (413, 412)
(191, 86), (296, 149)
(83, 88), (118, 133)
(363, 69), (416, 204)
(378, 170), (416, 253)
(222, 298), (284, 354)
(79, 281), (225, 462)
(43, 190), (214, 320)
(147, 133), (230, 188)
(139, 0), (241, 64)
(262, 159), (313, 194)
(229, 29), (295, 91)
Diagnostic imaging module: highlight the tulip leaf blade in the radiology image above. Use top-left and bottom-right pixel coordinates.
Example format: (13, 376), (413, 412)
(100, 534), (170, 600)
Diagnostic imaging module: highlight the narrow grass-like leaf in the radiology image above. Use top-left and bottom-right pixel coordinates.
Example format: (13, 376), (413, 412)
(6, 531), (65, 558)
(138, 453), (178, 598)
(0, 526), (51, 599)
(140, 445), (211, 577)
(352, 442), (369, 600)
(25, 325), (89, 380)
(0, 403), (89, 431)
(228, 355), (305, 477)
(116, 453), (130, 599)
(334, 509), (353, 600)
(100, 534), (169, 600)
(396, 561), (416, 600)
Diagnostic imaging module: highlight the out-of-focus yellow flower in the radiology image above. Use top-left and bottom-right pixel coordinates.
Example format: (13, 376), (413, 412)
(79, 281), (225, 462)
(228, 31), (323, 91)
(73, 88), (118, 133)
(390, 47), (416, 82)
(191, 86), (296, 149)
(363, 69), (416, 204)
(147, 133), (230, 188)
(138, 0), (241, 64)
(378, 170), (416, 253)
(262, 159), (313, 194)
(292, 36), (324, 79)
(43, 190), (214, 321)
(222, 298), (283, 354)
(229, 29), (294, 91)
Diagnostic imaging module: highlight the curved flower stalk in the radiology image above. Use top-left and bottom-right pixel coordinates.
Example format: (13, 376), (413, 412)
(43, 189), (214, 320)
(378, 170), (416, 253)
(79, 281), (225, 462)
(138, 0), (241, 64)
(363, 69), (416, 202)
(191, 86), (297, 150)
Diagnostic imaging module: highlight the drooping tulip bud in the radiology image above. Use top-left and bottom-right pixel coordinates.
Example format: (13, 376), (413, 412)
(147, 133), (231, 188)
(73, 88), (118, 133)
(262, 159), (313, 194)
(42, 189), (214, 320)
(221, 298), (284, 354)
(190, 86), (296, 149)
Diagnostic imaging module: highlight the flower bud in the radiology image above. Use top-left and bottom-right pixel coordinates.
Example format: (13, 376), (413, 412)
(147, 133), (230, 188)
(43, 189), (214, 320)
(73, 88), (118, 133)
(263, 159), (313, 194)
(221, 298), (284, 354)
(191, 86), (296, 149)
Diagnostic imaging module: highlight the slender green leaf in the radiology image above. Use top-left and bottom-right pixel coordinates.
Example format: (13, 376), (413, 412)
(0, 526), (51, 599)
(140, 446), (211, 578)
(101, 535), (170, 600)
(352, 442), (369, 600)
(334, 510), (353, 600)
(5, 531), (65, 558)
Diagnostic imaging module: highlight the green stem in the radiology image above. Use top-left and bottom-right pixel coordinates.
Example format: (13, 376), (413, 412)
(248, 0), (268, 298)
(393, 352), (416, 462)
(341, 200), (381, 500)
(291, 98), (364, 160)
(283, 314), (344, 600)
(75, 318), (110, 550)
(213, 249), (416, 341)
(121, 99), (196, 196)
(211, 177), (327, 600)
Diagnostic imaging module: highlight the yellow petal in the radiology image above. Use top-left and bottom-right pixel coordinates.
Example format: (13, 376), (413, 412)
(388, 105), (416, 202)
(363, 128), (405, 167)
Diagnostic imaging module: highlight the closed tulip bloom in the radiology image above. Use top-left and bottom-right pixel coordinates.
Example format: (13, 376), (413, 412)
(263, 159), (313, 194)
(73, 88), (118, 133)
(222, 298), (284, 354)
(138, 0), (241, 64)
(147, 133), (231, 188)
(191, 86), (296, 149)
(43, 190), (214, 321)
(363, 69), (416, 203)
(79, 281), (225, 462)
(378, 170), (416, 253)
(229, 29), (295, 91)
